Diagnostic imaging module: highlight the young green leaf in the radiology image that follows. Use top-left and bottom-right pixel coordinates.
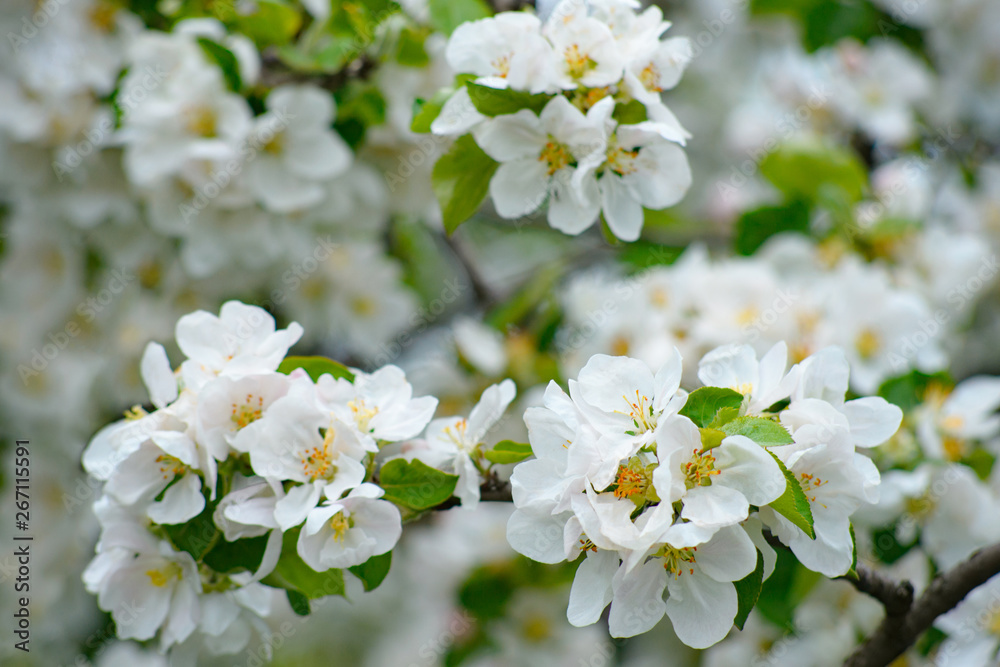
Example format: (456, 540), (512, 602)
(348, 551), (393, 592)
(707, 406), (741, 429)
(378, 459), (459, 510)
(733, 549), (765, 631)
(286, 589), (311, 616)
(679, 387), (745, 428)
(465, 82), (551, 117)
(720, 416), (794, 447)
(765, 452), (815, 539)
(277, 356), (355, 383)
(202, 534), (269, 574)
(484, 440), (533, 465)
(196, 38), (242, 92)
(431, 134), (499, 234)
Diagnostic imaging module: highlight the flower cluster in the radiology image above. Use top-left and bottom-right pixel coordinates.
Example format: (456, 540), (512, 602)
(431, 0), (693, 240)
(506, 342), (902, 647)
(79, 301), (519, 655)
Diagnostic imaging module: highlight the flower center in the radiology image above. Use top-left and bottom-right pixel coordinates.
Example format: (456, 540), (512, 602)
(539, 138), (572, 176)
(606, 138), (640, 177)
(124, 405), (149, 421)
(263, 130), (286, 155)
(639, 63), (662, 92)
(348, 399), (379, 434)
(682, 449), (719, 488)
(613, 465), (648, 500)
(146, 562), (182, 588)
(231, 394), (264, 430)
(798, 472), (827, 502)
(300, 427), (339, 481)
(619, 389), (657, 436)
(184, 105), (218, 138)
(564, 44), (597, 80)
(328, 511), (353, 542)
(658, 544), (697, 577)
(155, 454), (188, 480)
(855, 328), (881, 360)
(444, 418), (470, 451)
(491, 53), (512, 78)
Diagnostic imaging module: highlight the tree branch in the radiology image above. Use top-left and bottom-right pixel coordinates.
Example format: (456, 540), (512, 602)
(844, 542), (1000, 667)
(839, 566), (914, 618)
(432, 476), (512, 511)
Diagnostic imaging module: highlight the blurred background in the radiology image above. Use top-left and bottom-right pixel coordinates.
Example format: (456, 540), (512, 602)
(2, 0), (1000, 664)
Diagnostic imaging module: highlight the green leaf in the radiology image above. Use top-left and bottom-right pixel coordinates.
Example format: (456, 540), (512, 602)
(263, 528), (346, 602)
(234, 0), (302, 48)
(707, 406), (741, 429)
(396, 26), (430, 67)
(277, 356), (355, 382)
(428, 0), (492, 35)
(760, 144), (868, 205)
(849, 522), (858, 577)
(485, 440), (533, 465)
(612, 99), (648, 125)
(877, 370), (952, 413)
(734, 200), (811, 256)
(699, 428), (726, 451)
(349, 551), (393, 592)
(196, 38), (242, 92)
(286, 589), (311, 616)
(465, 81), (551, 117)
(378, 459), (459, 510)
(432, 134), (499, 234)
(733, 549), (765, 631)
(720, 416), (794, 447)
(202, 534), (269, 574)
(410, 89), (452, 133)
(679, 387), (745, 428)
(334, 81), (386, 149)
(766, 452), (815, 539)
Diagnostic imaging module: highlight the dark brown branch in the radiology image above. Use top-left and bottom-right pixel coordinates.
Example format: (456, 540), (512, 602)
(844, 542), (1000, 667)
(840, 567), (914, 618)
(433, 476), (512, 511)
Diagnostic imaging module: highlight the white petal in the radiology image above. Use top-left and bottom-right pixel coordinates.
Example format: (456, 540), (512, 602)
(274, 483), (322, 531)
(147, 473), (205, 525)
(600, 174), (644, 241)
(141, 343), (177, 409)
(489, 159), (550, 218)
(664, 573), (737, 649)
(506, 510), (567, 563)
(680, 484), (749, 528)
(608, 558), (666, 637)
(715, 435), (787, 506)
(567, 549), (618, 627)
(841, 397), (903, 448)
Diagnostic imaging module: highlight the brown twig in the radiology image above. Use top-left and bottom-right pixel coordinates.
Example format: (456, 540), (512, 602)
(844, 542), (1000, 667)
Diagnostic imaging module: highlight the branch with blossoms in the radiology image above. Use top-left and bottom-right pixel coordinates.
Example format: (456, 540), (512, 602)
(80, 299), (920, 655)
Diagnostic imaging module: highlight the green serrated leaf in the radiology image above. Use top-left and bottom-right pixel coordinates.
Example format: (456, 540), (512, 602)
(485, 440), (533, 465)
(202, 534), (269, 574)
(378, 459), (459, 510)
(765, 452), (815, 539)
(349, 551), (392, 592)
(707, 406), (741, 429)
(432, 134), (499, 234)
(465, 81), (551, 117)
(612, 99), (648, 125)
(286, 589), (311, 616)
(679, 387), (745, 428)
(277, 356), (355, 383)
(733, 549), (765, 631)
(196, 38), (242, 92)
(721, 416), (794, 447)
(428, 0), (492, 35)
(850, 522), (858, 576)
(263, 528), (346, 601)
